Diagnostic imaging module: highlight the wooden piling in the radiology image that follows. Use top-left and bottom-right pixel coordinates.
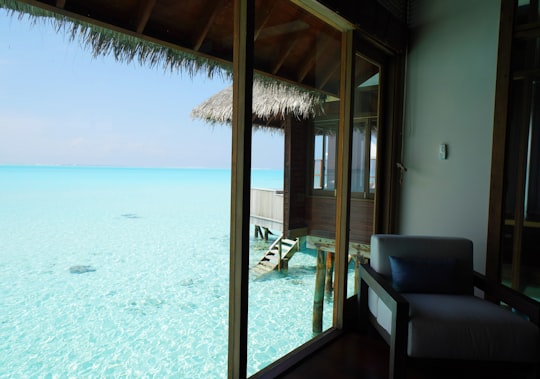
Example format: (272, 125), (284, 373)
(325, 252), (335, 294)
(281, 258), (289, 274)
(312, 249), (326, 335)
(353, 254), (359, 294)
(254, 225), (262, 239)
(277, 239), (282, 271)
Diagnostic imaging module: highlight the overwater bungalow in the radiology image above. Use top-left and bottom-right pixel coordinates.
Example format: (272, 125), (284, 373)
(192, 76), (375, 275)
(2, 0), (539, 378)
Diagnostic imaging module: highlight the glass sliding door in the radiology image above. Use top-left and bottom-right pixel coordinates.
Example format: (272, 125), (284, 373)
(246, 0), (344, 375)
(502, 76), (540, 298)
(499, 0), (540, 299)
(347, 54), (380, 298)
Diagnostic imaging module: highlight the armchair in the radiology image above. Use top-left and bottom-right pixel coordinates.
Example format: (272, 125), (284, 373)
(358, 234), (540, 379)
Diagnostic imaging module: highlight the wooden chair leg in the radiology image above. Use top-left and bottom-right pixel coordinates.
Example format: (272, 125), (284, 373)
(388, 338), (407, 379)
(358, 278), (369, 333)
(389, 301), (409, 379)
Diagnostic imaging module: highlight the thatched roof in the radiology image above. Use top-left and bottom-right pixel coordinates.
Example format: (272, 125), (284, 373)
(0, 0), (342, 97)
(0, 0), (230, 79)
(3, 0), (332, 132)
(2, 0), (330, 130)
(191, 79), (326, 131)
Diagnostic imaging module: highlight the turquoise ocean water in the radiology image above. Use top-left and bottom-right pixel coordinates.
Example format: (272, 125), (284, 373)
(0, 166), (332, 378)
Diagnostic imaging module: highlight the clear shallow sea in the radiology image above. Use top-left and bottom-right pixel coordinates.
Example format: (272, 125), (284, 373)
(0, 166), (333, 378)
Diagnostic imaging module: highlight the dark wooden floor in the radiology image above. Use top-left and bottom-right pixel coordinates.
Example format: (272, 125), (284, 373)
(277, 330), (536, 379)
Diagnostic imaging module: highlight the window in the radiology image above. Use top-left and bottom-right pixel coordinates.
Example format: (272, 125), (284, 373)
(351, 118), (377, 197)
(313, 133), (336, 190)
(313, 72), (379, 199)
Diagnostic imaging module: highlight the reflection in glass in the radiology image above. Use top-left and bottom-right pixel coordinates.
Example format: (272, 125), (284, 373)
(516, 0), (540, 24)
(351, 121), (377, 195)
(502, 79), (540, 300)
(501, 0), (540, 299)
(347, 55), (380, 298)
(247, 0), (342, 375)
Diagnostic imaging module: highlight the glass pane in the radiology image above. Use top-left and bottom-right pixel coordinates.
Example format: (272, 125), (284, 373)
(370, 124), (378, 194)
(516, 0), (540, 24)
(314, 135), (324, 188)
(526, 81), (540, 221)
(0, 7), (233, 377)
(502, 78), (540, 301)
(313, 133), (337, 190)
(501, 80), (522, 290)
(324, 135), (337, 190)
(313, 134), (337, 190)
(512, 36), (540, 73)
(351, 127), (367, 193)
(247, 0), (341, 374)
(347, 55), (380, 298)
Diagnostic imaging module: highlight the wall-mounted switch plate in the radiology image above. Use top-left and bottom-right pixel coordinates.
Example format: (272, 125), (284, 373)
(439, 143), (447, 160)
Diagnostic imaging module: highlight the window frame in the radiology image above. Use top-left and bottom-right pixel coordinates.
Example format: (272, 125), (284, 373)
(310, 114), (378, 201)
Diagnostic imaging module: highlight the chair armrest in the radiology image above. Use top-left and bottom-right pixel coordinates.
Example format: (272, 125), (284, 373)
(474, 271), (540, 325)
(359, 264), (409, 378)
(359, 264), (409, 312)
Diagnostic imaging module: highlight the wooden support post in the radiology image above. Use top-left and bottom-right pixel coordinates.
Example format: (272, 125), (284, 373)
(325, 252), (335, 294)
(313, 249), (326, 335)
(277, 239), (282, 271)
(282, 258), (289, 274)
(354, 255), (359, 295)
(255, 225), (263, 238)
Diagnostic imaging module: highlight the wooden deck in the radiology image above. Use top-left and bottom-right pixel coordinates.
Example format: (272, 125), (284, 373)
(250, 188), (284, 232)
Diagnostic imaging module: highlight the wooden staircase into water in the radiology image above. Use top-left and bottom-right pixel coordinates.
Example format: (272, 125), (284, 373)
(252, 235), (300, 275)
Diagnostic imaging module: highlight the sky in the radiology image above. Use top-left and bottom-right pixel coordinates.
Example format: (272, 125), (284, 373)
(0, 10), (284, 169)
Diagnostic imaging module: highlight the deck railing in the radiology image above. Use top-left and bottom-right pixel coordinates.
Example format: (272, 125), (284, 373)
(250, 188), (283, 232)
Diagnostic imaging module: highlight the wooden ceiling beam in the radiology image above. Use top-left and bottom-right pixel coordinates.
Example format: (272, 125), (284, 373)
(298, 34), (332, 83)
(317, 41), (345, 89)
(193, 0), (228, 51)
(271, 36), (299, 75)
(135, 0), (157, 34)
(254, 1), (276, 41)
(320, 61), (339, 89)
(14, 0), (341, 96)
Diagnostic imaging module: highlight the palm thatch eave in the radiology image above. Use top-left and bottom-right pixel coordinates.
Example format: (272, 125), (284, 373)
(0, 0), (231, 79)
(2, 0), (329, 132)
(191, 79), (327, 132)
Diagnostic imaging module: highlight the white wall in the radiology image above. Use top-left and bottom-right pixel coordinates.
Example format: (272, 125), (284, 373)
(400, 0), (501, 272)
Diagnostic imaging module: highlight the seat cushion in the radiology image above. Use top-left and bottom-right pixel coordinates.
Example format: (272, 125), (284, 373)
(404, 294), (539, 363)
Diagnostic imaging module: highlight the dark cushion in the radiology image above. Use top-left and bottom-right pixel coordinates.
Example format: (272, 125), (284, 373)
(388, 256), (459, 293)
